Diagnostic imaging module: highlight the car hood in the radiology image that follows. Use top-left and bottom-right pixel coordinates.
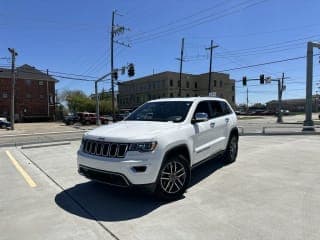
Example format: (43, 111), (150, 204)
(85, 121), (181, 142)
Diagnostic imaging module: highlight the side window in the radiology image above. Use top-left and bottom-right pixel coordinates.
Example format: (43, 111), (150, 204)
(221, 102), (233, 115)
(193, 101), (210, 118)
(209, 101), (224, 118)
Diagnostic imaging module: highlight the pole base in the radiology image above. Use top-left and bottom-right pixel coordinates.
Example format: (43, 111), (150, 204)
(302, 120), (315, 131)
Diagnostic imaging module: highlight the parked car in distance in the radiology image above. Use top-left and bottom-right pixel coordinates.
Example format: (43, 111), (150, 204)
(0, 117), (11, 129)
(64, 112), (109, 125)
(63, 114), (80, 125)
(78, 97), (238, 200)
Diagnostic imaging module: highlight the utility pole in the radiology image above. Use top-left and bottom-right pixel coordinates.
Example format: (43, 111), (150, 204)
(177, 38), (184, 97)
(110, 10), (130, 121)
(246, 87), (249, 112)
(205, 40), (218, 94)
(303, 41), (320, 131)
(277, 72), (285, 123)
(8, 48), (17, 130)
(110, 10), (115, 121)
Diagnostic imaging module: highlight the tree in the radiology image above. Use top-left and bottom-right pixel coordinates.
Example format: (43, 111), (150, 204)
(60, 90), (95, 113)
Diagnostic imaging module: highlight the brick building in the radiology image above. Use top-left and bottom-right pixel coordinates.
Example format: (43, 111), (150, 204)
(118, 71), (235, 109)
(0, 64), (57, 121)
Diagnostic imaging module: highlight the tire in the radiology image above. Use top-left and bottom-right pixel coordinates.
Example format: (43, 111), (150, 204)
(155, 155), (190, 201)
(224, 134), (238, 164)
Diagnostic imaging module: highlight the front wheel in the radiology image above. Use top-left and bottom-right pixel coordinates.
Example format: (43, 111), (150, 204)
(224, 135), (238, 164)
(155, 156), (190, 201)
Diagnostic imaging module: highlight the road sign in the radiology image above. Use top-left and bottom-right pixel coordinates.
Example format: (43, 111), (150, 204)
(209, 92), (216, 97)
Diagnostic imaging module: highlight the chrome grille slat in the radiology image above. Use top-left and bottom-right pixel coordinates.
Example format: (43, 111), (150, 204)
(83, 140), (128, 158)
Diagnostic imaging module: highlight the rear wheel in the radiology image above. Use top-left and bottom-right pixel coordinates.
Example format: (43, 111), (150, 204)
(224, 134), (238, 163)
(155, 156), (190, 201)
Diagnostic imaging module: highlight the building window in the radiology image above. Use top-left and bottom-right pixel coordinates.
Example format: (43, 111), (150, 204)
(214, 80), (217, 87)
(170, 93), (174, 98)
(170, 79), (173, 87)
(49, 95), (54, 104)
(195, 82), (198, 89)
(40, 94), (44, 99)
(39, 81), (44, 86)
(25, 79), (32, 86)
(178, 80), (181, 87)
(2, 92), (8, 98)
(26, 93), (32, 99)
(219, 80), (222, 88)
(232, 85), (235, 91)
(186, 93), (190, 97)
(186, 81), (190, 88)
(232, 95), (235, 102)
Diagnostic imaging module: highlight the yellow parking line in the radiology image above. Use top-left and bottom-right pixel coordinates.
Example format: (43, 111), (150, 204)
(5, 150), (37, 188)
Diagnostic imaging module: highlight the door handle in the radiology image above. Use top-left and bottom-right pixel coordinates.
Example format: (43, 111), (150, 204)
(210, 122), (215, 128)
(225, 118), (230, 123)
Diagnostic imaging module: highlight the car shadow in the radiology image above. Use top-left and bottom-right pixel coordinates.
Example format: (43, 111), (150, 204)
(55, 155), (230, 221)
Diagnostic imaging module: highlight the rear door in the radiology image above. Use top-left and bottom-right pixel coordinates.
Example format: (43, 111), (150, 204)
(208, 100), (233, 151)
(192, 101), (220, 164)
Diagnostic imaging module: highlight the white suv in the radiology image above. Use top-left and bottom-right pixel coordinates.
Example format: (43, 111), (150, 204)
(77, 97), (238, 200)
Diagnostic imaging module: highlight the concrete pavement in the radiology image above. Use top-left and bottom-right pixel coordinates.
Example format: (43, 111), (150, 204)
(1, 135), (319, 239)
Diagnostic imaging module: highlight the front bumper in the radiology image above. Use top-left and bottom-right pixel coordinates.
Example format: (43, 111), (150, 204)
(77, 150), (162, 186)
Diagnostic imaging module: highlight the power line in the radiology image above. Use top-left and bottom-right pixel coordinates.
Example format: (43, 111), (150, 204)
(130, 0), (268, 44)
(217, 54), (320, 73)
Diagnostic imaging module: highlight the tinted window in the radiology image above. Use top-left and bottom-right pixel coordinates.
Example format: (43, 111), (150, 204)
(194, 101), (210, 118)
(209, 101), (224, 118)
(221, 102), (233, 114)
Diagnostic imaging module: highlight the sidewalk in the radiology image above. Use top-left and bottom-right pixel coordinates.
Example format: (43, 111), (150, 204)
(0, 122), (96, 137)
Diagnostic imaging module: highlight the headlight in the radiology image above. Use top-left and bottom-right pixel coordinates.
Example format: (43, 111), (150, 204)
(128, 142), (157, 152)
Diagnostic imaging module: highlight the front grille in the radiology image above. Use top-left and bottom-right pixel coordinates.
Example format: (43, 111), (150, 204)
(79, 165), (130, 187)
(82, 139), (128, 158)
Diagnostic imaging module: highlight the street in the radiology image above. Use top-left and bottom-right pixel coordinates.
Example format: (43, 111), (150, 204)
(1, 135), (319, 240)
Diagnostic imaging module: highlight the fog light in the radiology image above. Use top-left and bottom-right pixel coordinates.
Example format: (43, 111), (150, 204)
(132, 166), (147, 172)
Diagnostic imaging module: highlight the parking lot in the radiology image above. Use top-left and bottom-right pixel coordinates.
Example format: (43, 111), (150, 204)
(1, 135), (319, 240)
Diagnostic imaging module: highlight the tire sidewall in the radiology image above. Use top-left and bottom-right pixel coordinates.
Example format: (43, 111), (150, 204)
(225, 134), (238, 163)
(155, 155), (190, 201)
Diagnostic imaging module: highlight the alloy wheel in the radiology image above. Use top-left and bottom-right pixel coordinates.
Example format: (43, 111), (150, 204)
(160, 161), (186, 194)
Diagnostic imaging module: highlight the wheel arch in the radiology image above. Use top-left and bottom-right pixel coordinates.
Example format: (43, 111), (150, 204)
(163, 144), (191, 167)
(229, 127), (239, 141)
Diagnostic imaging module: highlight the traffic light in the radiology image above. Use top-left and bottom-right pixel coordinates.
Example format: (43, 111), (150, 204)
(112, 70), (118, 80)
(128, 63), (135, 77)
(242, 76), (247, 86)
(260, 74), (264, 84)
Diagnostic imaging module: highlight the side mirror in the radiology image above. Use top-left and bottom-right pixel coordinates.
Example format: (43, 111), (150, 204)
(192, 112), (208, 123)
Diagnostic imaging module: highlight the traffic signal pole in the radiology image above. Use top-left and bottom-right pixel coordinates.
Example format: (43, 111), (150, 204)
(276, 73), (285, 123)
(242, 74), (287, 122)
(303, 41), (320, 131)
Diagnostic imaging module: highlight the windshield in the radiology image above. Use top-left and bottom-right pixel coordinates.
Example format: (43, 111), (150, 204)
(126, 101), (193, 122)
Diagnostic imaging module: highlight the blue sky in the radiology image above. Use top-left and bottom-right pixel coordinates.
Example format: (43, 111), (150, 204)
(1, 0), (320, 105)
